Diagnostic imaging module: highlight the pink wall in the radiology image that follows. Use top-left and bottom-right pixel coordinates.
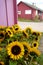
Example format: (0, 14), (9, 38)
(31, 9), (36, 20)
(0, 0), (17, 26)
(18, 2), (36, 20)
(13, 0), (17, 24)
(6, 0), (14, 26)
(0, 0), (7, 26)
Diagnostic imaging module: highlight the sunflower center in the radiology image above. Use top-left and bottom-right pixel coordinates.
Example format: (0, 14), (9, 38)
(32, 32), (37, 36)
(0, 33), (4, 39)
(34, 43), (36, 47)
(23, 32), (27, 37)
(35, 37), (38, 40)
(0, 63), (2, 65)
(38, 33), (40, 36)
(8, 31), (11, 34)
(15, 28), (18, 30)
(11, 45), (21, 55)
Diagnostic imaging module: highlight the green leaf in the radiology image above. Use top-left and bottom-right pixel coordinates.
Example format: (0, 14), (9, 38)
(37, 54), (43, 65)
(9, 60), (17, 65)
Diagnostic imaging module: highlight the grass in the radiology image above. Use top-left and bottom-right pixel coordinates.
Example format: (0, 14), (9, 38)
(18, 17), (41, 22)
(18, 17), (33, 22)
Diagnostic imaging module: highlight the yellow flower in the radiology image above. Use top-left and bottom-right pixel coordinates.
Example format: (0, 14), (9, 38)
(6, 41), (24, 60)
(12, 24), (21, 33)
(24, 27), (32, 35)
(34, 37), (39, 41)
(0, 47), (2, 51)
(0, 31), (5, 42)
(0, 61), (4, 65)
(6, 28), (13, 37)
(22, 30), (28, 38)
(37, 32), (41, 37)
(30, 48), (41, 56)
(32, 41), (39, 49)
(22, 42), (31, 57)
(32, 31), (37, 36)
(32, 31), (41, 37)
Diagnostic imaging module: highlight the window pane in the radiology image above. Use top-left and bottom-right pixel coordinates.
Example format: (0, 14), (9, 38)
(25, 10), (31, 14)
(18, 11), (21, 14)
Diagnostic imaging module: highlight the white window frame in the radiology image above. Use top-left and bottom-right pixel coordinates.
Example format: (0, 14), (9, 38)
(25, 10), (31, 14)
(36, 10), (38, 15)
(18, 11), (21, 15)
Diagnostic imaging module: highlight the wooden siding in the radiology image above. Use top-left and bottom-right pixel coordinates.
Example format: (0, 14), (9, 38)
(18, 2), (36, 20)
(18, 2), (43, 20)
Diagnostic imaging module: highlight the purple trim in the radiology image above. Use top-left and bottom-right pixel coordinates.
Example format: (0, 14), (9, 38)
(13, 0), (17, 24)
(5, 0), (8, 26)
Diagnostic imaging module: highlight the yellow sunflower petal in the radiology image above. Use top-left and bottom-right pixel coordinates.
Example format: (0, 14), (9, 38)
(32, 41), (39, 49)
(30, 48), (41, 56)
(32, 31), (37, 36)
(12, 24), (21, 33)
(22, 42), (31, 57)
(6, 28), (13, 37)
(24, 27), (32, 34)
(22, 30), (29, 38)
(6, 41), (24, 60)
(37, 32), (41, 37)
(0, 61), (4, 65)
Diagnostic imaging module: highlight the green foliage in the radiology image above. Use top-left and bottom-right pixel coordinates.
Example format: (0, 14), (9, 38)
(18, 17), (32, 22)
(18, 16), (41, 22)
(9, 60), (17, 65)
(0, 24), (42, 65)
(37, 54), (43, 65)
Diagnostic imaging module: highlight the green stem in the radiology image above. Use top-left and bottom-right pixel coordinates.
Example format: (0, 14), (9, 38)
(29, 56), (33, 65)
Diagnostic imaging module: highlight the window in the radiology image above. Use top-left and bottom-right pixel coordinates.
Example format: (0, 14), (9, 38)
(25, 10), (31, 14)
(18, 11), (21, 14)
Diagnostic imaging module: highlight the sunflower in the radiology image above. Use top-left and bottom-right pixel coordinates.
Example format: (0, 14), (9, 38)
(0, 61), (4, 65)
(32, 41), (39, 49)
(22, 30), (28, 38)
(34, 37), (39, 41)
(30, 48), (41, 57)
(6, 28), (13, 37)
(24, 27), (32, 35)
(6, 41), (24, 60)
(22, 42), (31, 57)
(37, 32), (41, 37)
(11, 24), (21, 33)
(0, 31), (5, 42)
(32, 31), (37, 36)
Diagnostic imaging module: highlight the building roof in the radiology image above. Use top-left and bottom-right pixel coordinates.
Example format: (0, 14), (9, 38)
(18, 1), (43, 12)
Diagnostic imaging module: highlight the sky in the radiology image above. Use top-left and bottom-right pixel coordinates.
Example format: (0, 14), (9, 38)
(17, 0), (43, 10)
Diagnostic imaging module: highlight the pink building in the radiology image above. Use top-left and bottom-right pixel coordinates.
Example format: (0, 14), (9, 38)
(17, 1), (43, 20)
(0, 0), (17, 26)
